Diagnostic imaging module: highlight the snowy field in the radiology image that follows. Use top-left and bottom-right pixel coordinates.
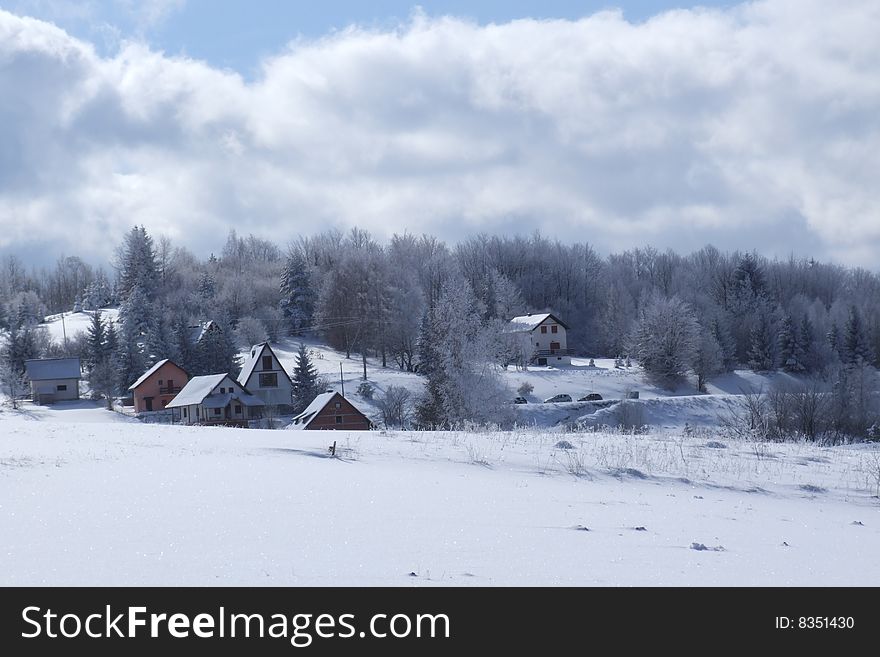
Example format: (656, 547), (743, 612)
(1, 401), (879, 586)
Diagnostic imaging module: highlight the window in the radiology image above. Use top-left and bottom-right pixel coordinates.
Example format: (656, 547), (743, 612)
(214, 408), (221, 416)
(551, 325), (558, 334)
(540, 326), (547, 334)
(335, 402), (341, 409)
(335, 415), (343, 424)
(262, 355), (273, 371)
(196, 407), (200, 418)
(259, 373), (278, 388)
(183, 408), (188, 417)
(57, 384), (67, 391)
(158, 380), (164, 386)
(235, 405), (242, 414)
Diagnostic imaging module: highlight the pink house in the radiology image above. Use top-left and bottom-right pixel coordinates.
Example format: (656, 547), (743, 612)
(128, 359), (190, 413)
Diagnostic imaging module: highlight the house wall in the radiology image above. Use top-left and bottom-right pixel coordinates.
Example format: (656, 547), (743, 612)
(30, 378), (80, 403)
(132, 362), (189, 413)
(242, 346), (293, 408)
(516, 318), (570, 366)
(307, 396), (371, 431)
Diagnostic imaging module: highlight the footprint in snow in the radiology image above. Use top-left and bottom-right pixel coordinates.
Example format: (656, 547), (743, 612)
(633, 526), (647, 532)
(851, 521), (864, 526)
(571, 525), (591, 532)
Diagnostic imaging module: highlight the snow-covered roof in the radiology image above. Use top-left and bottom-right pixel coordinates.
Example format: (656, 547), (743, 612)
(128, 359), (171, 391)
(290, 392), (338, 428)
(507, 313), (569, 332)
(237, 343), (292, 387)
(24, 358), (81, 381)
(202, 392), (265, 409)
(188, 320), (218, 345)
(165, 374), (228, 408)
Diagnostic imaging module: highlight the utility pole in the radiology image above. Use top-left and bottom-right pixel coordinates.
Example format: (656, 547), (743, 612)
(340, 362), (345, 398)
(60, 311), (68, 353)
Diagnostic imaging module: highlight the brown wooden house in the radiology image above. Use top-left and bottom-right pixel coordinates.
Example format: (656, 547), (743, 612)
(128, 359), (190, 413)
(290, 392), (372, 431)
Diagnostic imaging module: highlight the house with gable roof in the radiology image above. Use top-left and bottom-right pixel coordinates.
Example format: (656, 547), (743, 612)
(166, 373), (264, 426)
(506, 313), (572, 366)
(236, 342), (294, 411)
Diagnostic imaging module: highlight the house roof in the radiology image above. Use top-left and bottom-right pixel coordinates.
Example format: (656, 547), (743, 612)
(165, 374), (228, 408)
(167, 373), (263, 409)
(290, 391), (370, 429)
(128, 359), (188, 391)
(24, 358), (81, 381)
(188, 320), (218, 345)
(202, 392), (265, 409)
(237, 343), (293, 388)
(507, 313), (569, 332)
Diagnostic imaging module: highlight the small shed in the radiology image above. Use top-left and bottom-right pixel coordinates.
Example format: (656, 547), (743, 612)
(290, 392), (372, 431)
(24, 358), (81, 404)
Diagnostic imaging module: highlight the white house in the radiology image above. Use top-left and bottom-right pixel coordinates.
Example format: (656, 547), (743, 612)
(236, 343), (295, 411)
(24, 358), (81, 403)
(166, 373), (264, 426)
(506, 313), (572, 366)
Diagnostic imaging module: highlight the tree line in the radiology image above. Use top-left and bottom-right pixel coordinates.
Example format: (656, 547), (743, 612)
(1, 227), (879, 436)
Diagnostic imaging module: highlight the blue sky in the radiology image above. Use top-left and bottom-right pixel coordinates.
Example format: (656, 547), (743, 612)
(1, 1), (878, 268)
(6, 1), (737, 75)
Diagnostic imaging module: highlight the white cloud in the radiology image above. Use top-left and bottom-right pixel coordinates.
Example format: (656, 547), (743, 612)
(0, 0), (879, 266)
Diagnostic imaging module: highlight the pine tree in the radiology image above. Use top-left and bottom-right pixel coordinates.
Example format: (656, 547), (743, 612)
(747, 313), (775, 371)
(194, 321), (239, 376)
(291, 342), (321, 414)
(280, 250), (315, 335)
(117, 226), (159, 301)
(827, 322), (841, 360)
(84, 310), (106, 372)
(843, 306), (872, 365)
(778, 315), (805, 373)
(710, 315), (737, 371)
(0, 330), (29, 408)
(798, 315), (815, 369)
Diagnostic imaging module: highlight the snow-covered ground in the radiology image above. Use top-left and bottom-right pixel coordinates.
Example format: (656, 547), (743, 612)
(39, 307), (119, 345)
(0, 408), (878, 586)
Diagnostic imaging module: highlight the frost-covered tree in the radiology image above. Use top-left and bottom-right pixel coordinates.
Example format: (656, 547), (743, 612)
(842, 305), (872, 365)
(291, 342), (321, 414)
(710, 314), (737, 371)
(0, 330), (29, 408)
(234, 317), (268, 349)
(194, 320), (239, 376)
(778, 315), (805, 373)
(280, 249), (315, 335)
(747, 312), (775, 372)
(116, 226), (159, 301)
(83, 311), (106, 372)
(415, 276), (510, 427)
(630, 295), (699, 387)
(692, 331), (724, 392)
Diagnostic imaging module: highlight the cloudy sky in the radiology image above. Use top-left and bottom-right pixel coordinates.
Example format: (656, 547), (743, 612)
(1, 0), (878, 267)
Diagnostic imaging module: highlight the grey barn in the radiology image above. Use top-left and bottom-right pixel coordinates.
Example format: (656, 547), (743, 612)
(24, 358), (81, 404)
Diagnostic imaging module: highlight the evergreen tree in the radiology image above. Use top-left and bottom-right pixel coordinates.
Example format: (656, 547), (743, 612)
(842, 305), (872, 365)
(799, 315), (817, 373)
(117, 226), (159, 301)
(280, 250), (315, 335)
(0, 329), (30, 408)
(84, 310), (106, 372)
(710, 314), (737, 371)
(827, 322), (841, 360)
(290, 342), (321, 414)
(194, 320), (239, 376)
(747, 313), (775, 371)
(778, 314), (805, 373)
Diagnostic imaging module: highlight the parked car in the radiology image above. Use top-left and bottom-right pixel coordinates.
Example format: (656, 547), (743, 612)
(544, 393), (573, 403)
(578, 393), (603, 401)
(513, 396), (528, 404)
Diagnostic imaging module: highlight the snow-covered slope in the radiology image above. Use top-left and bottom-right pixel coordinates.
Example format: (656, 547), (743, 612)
(39, 308), (119, 344)
(0, 418), (877, 586)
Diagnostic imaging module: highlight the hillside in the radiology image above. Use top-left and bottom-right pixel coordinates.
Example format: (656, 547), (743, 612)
(34, 312), (825, 431)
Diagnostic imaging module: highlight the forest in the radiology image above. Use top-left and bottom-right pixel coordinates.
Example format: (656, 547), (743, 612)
(1, 226), (879, 435)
